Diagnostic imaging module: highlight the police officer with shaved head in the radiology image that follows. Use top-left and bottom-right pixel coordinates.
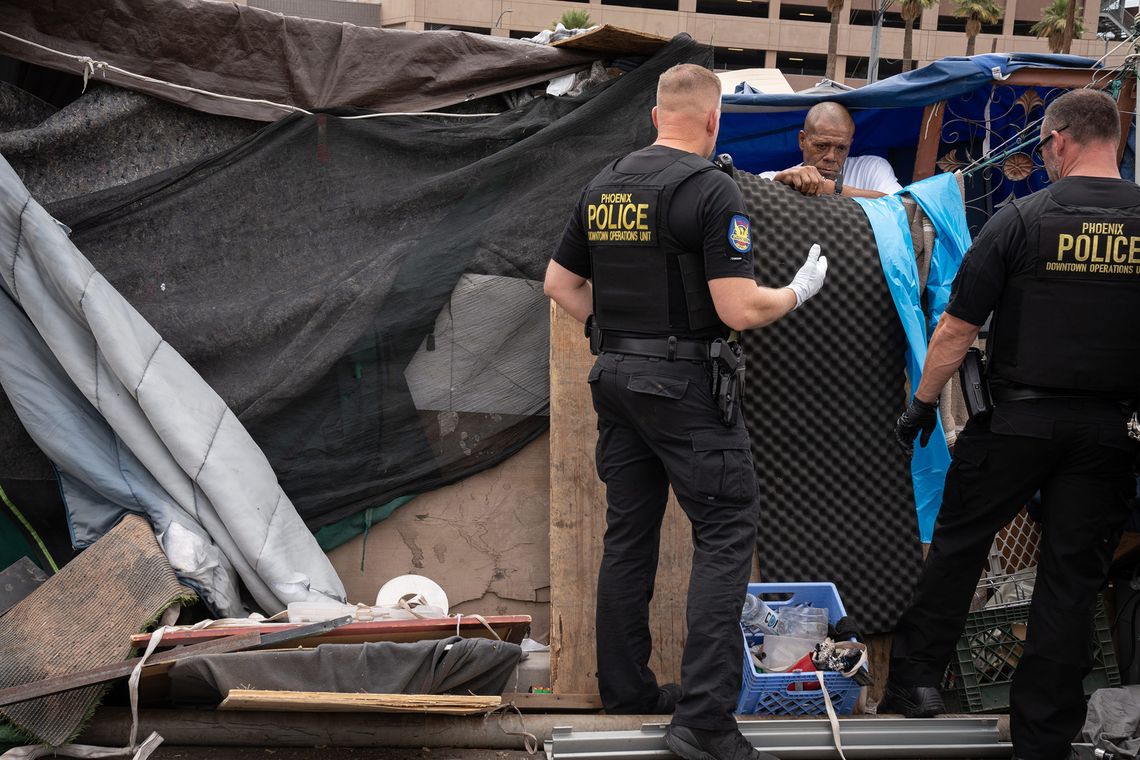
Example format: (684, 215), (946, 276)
(888, 88), (1140, 760)
(544, 62), (827, 760)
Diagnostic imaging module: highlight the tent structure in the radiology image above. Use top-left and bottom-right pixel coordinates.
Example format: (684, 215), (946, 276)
(0, 0), (702, 616)
(0, 0), (1135, 630)
(718, 51), (1137, 231)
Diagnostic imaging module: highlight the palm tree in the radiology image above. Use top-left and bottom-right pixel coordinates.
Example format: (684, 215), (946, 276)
(1030, 0), (1084, 52)
(825, 0), (847, 80)
(551, 9), (593, 29)
(953, 0), (1004, 55)
(900, 0), (938, 71)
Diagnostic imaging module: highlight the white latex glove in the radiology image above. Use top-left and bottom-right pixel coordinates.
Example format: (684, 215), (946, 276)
(786, 243), (828, 309)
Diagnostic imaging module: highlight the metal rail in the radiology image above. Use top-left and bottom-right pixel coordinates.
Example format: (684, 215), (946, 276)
(546, 717), (1012, 759)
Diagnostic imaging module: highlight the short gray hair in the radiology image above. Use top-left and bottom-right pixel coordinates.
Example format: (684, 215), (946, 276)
(1043, 89), (1120, 146)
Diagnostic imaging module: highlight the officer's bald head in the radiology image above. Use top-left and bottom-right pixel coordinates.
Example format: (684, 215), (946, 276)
(656, 64), (722, 119)
(1042, 89), (1120, 148)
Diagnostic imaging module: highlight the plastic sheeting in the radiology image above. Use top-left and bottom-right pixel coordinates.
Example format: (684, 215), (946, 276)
(854, 171), (969, 541)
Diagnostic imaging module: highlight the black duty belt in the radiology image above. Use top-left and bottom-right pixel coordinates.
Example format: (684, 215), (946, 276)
(600, 334), (712, 361)
(993, 385), (1136, 406)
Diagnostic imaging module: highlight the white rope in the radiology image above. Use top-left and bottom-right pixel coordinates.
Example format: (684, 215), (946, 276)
(0, 30), (502, 120)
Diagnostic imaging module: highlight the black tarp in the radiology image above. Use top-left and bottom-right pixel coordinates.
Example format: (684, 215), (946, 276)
(0, 35), (711, 531)
(0, 0), (598, 121)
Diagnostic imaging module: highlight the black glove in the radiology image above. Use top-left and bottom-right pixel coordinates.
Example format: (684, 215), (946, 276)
(895, 397), (938, 454)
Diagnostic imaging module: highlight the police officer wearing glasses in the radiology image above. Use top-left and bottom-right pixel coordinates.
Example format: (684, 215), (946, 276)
(887, 89), (1140, 760)
(544, 63), (827, 760)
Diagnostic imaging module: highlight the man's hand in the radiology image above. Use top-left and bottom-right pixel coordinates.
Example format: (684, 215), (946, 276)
(786, 243), (827, 308)
(772, 165), (834, 196)
(895, 397), (938, 454)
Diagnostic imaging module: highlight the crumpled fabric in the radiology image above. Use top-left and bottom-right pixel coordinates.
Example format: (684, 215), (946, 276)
(0, 153), (345, 616)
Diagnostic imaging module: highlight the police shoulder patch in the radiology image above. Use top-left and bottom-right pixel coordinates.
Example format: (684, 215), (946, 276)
(727, 213), (752, 256)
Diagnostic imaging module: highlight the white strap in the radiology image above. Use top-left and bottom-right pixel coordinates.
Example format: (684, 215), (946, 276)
(453, 613), (503, 641)
(815, 671), (848, 760)
(485, 703), (538, 754)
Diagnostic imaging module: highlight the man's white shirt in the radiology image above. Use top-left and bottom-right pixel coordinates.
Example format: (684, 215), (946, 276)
(759, 154), (903, 195)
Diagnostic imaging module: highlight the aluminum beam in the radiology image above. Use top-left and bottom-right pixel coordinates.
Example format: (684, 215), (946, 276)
(546, 718), (1013, 759)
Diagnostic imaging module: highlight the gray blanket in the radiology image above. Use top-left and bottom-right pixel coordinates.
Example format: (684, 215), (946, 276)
(1073, 686), (1140, 759)
(168, 637), (524, 704)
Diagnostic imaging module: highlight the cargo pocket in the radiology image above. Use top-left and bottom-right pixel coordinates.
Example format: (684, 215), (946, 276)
(627, 374), (689, 400)
(691, 428), (756, 503)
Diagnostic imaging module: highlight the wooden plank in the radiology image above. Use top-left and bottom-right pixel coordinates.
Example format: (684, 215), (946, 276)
(0, 631), (261, 707)
(912, 101), (945, 182)
(1005, 67), (1108, 89)
(548, 301), (694, 695)
(130, 615), (531, 649)
(219, 690), (501, 715)
(501, 692), (604, 712)
(550, 25), (670, 56)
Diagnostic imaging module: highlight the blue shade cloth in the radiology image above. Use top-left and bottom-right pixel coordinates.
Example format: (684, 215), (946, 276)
(854, 184), (958, 542)
(721, 53), (1099, 110)
(718, 53), (1101, 177)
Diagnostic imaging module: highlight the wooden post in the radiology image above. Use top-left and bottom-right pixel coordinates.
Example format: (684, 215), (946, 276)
(548, 302), (694, 695)
(1117, 75), (1136, 164)
(912, 100), (945, 182)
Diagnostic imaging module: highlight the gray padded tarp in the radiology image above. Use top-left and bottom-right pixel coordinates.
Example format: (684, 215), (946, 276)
(168, 637), (524, 704)
(0, 154), (345, 616)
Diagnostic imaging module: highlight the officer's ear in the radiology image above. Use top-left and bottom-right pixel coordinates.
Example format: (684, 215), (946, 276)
(706, 107), (718, 136)
(652, 106), (660, 130)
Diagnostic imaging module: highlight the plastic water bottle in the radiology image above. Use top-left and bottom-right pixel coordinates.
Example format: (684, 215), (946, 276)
(741, 593), (779, 635)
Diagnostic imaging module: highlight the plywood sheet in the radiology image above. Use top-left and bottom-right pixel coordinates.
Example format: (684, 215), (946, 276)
(548, 302), (693, 695)
(328, 435), (550, 639)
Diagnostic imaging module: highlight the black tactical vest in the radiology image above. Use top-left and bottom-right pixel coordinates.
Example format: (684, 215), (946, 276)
(988, 184), (1140, 395)
(584, 151), (726, 339)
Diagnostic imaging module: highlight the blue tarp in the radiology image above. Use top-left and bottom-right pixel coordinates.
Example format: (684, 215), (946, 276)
(851, 174), (971, 541)
(717, 53), (1100, 176)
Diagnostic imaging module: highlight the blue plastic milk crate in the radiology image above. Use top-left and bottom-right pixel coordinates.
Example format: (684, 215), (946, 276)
(736, 582), (864, 716)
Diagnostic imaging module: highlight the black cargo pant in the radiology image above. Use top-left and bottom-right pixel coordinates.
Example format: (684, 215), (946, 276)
(588, 350), (758, 731)
(890, 398), (1137, 760)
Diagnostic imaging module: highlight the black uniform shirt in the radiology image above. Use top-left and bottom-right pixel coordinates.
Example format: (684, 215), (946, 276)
(946, 176), (1140, 326)
(553, 145), (756, 282)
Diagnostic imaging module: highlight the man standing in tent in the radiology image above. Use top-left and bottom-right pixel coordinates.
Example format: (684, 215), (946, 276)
(761, 102), (902, 197)
(889, 88), (1140, 760)
(544, 63), (827, 760)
